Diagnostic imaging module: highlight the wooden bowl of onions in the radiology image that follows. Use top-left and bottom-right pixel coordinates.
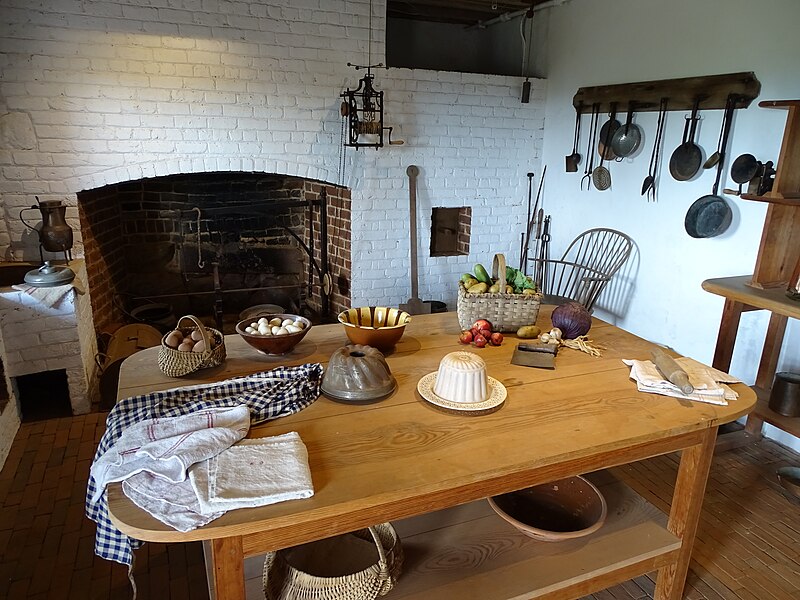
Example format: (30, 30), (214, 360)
(235, 314), (312, 355)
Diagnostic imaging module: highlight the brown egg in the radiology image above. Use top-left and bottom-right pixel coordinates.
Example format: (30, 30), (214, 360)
(178, 340), (195, 352)
(165, 330), (183, 349)
(190, 329), (204, 342)
(192, 340), (206, 353)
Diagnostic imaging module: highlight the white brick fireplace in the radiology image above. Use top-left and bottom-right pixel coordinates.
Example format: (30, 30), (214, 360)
(0, 0), (545, 464)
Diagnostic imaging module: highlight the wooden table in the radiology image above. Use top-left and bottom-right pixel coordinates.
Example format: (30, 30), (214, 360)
(702, 275), (800, 441)
(109, 309), (755, 600)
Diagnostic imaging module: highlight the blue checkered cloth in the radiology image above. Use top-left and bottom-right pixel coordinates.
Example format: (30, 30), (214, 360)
(86, 363), (323, 566)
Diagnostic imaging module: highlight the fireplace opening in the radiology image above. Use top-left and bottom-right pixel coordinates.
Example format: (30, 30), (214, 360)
(78, 173), (351, 339)
(15, 369), (72, 422)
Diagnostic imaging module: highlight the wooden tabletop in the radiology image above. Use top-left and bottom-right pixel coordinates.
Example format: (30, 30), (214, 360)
(108, 309), (755, 552)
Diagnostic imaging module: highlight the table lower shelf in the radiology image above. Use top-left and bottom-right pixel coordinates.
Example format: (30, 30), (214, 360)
(235, 471), (679, 600)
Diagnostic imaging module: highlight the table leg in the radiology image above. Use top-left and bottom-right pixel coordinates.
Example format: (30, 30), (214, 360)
(210, 536), (246, 600)
(711, 299), (744, 372)
(745, 312), (788, 436)
(655, 427), (717, 600)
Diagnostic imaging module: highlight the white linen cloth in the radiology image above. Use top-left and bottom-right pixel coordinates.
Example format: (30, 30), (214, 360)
(623, 357), (740, 406)
(12, 282), (76, 309)
(90, 403), (315, 533)
(189, 433), (314, 515)
(89, 404), (250, 503)
(122, 472), (225, 532)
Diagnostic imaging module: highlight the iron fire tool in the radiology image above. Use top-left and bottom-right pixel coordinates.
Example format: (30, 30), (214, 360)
(519, 171), (535, 270)
(536, 215), (552, 290)
(521, 166), (546, 273)
(512, 340), (558, 369)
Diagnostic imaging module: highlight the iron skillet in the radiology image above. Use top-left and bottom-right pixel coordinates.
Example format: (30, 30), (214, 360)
(685, 95), (736, 238)
(684, 195), (732, 238)
(669, 99), (703, 181)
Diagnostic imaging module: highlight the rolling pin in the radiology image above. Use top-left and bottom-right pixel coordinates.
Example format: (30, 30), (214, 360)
(650, 347), (695, 395)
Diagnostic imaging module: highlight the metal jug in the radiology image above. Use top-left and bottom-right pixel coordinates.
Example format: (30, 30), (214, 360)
(20, 196), (73, 261)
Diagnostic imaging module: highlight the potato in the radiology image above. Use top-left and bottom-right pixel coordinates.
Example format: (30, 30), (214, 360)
(467, 282), (488, 294)
(516, 325), (541, 339)
(488, 283), (501, 294)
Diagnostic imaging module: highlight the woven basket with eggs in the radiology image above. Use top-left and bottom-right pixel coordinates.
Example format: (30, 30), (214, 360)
(157, 315), (226, 377)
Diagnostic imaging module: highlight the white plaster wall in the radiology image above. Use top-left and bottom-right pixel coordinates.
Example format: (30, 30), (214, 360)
(539, 0), (800, 450)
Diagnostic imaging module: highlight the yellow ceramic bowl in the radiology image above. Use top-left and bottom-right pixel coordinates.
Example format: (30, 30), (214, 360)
(338, 307), (411, 352)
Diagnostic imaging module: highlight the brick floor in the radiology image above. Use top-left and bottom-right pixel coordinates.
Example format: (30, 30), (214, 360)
(0, 413), (798, 599)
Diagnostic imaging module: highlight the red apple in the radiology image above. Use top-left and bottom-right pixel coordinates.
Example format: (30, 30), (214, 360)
(479, 328), (492, 340)
(490, 332), (504, 346)
(470, 327), (481, 338)
(472, 319), (493, 333)
(473, 333), (487, 348)
(459, 330), (473, 344)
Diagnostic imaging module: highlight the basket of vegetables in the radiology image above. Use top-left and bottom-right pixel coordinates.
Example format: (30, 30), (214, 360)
(457, 254), (542, 332)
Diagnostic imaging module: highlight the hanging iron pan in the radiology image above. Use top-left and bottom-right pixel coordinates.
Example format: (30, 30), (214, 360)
(669, 98), (703, 181)
(597, 103), (620, 161)
(724, 153), (759, 196)
(685, 94), (735, 239)
(610, 101), (643, 158)
(684, 195), (733, 238)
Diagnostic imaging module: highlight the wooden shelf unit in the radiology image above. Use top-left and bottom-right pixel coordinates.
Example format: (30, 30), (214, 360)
(703, 100), (800, 442)
(743, 100), (800, 289)
(741, 193), (800, 207)
(703, 275), (799, 438)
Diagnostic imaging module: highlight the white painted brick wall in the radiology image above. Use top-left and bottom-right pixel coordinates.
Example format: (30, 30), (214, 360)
(0, 0), (545, 282)
(0, 262), (94, 415)
(0, 0), (544, 437)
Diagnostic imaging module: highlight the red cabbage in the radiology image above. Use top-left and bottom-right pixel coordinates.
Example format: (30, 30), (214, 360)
(551, 301), (592, 340)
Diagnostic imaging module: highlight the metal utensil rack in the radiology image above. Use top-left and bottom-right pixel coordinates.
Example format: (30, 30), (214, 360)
(573, 71), (761, 114)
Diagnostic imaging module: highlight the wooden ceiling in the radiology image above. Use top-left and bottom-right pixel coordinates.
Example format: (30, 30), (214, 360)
(387, 1), (549, 25)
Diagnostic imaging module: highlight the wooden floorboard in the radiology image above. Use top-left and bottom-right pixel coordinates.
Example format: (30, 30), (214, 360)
(0, 414), (798, 599)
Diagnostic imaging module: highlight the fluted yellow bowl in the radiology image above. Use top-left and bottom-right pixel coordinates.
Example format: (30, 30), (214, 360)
(337, 307), (411, 352)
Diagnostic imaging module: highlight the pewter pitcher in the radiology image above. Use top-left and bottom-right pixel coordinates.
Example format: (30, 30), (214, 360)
(20, 197), (73, 260)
